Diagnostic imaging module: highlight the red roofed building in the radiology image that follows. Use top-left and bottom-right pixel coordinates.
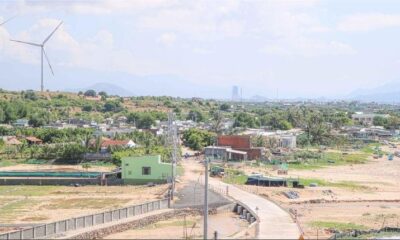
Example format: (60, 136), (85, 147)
(101, 139), (136, 149)
(25, 136), (43, 145)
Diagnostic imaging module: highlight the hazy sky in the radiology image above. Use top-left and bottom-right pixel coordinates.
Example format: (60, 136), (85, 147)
(1, 0), (400, 98)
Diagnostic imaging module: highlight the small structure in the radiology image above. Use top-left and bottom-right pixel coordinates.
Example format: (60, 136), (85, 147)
(25, 136), (43, 145)
(351, 113), (389, 126)
(216, 135), (263, 160)
(14, 119), (29, 127)
(204, 146), (247, 161)
(121, 155), (173, 184)
(246, 175), (289, 187)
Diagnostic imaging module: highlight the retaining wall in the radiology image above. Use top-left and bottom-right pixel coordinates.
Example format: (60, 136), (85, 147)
(0, 198), (169, 240)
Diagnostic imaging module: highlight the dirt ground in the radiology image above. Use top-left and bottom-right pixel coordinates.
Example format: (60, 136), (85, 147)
(0, 184), (168, 233)
(227, 145), (400, 239)
(104, 211), (251, 239)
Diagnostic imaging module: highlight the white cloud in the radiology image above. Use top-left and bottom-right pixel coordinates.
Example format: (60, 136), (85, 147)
(3, 18), (168, 76)
(3, 0), (176, 15)
(157, 32), (177, 46)
(262, 37), (356, 57)
(338, 13), (400, 32)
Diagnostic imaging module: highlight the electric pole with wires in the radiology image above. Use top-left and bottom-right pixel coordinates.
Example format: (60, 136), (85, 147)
(167, 112), (179, 200)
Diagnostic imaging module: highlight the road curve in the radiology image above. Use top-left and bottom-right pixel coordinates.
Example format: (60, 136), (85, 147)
(181, 159), (301, 239)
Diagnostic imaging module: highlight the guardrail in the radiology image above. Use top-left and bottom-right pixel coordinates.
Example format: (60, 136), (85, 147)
(0, 198), (169, 240)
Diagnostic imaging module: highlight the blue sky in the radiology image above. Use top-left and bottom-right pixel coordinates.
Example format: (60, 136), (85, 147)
(1, 0), (400, 99)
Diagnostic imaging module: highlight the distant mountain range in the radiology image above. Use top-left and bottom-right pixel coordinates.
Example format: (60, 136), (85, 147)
(348, 80), (400, 103)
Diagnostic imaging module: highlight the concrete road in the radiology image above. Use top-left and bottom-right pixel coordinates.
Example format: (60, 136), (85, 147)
(181, 159), (301, 239)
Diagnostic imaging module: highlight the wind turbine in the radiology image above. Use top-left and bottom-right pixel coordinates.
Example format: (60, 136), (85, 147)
(10, 21), (63, 92)
(0, 16), (15, 26)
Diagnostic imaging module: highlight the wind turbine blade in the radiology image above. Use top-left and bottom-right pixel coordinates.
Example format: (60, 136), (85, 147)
(10, 39), (42, 47)
(43, 48), (54, 76)
(43, 21), (63, 45)
(0, 15), (16, 26)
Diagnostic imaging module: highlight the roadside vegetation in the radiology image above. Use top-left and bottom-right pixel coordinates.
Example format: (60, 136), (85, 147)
(309, 221), (367, 232)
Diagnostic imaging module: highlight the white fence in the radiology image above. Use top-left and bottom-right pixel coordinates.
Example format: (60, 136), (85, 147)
(0, 198), (169, 240)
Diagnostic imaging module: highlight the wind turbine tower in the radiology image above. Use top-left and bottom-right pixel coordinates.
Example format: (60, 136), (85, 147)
(10, 21), (63, 92)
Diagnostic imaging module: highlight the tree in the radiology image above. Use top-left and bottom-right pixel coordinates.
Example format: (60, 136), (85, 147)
(98, 91), (108, 98)
(187, 110), (204, 122)
(219, 103), (230, 111)
(373, 116), (388, 127)
(303, 110), (331, 145)
(0, 108), (4, 123)
(84, 90), (97, 97)
(137, 113), (155, 129)
(233, 112), (259, 128)
(253, 135), (265, 147)
(23, 90), (38, 101)
(386, 116), (400, 130)
(211, 111), (224, 134)
(103, 101), (121, 112)
(182, 128), (216, 150)
(82, 104), (93, 112)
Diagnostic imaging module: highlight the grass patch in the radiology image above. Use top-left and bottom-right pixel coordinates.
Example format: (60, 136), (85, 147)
(299, 178), (369, 190)
(222, 168), (248, 185)
(0, 186), (59, 196)
(42, 198), (129, 209)
(0, 199), (39, 223)
(288, 152), (370, 170)
(309, 221), (367, 231)
(0, 159), (18, 167)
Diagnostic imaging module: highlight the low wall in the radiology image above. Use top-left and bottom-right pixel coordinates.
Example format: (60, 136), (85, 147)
(0, 178), (124, 186)
(70, 209), (202, 239)
(0, 199), (169, 240)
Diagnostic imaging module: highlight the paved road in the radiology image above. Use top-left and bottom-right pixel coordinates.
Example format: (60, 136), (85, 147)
(174, 181), (231, 209)
(181, 159), (301, 239)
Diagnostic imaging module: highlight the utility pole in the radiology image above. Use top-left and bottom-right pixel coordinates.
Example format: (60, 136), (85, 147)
(203, 155), (209, 240)
(168, 112), (178, 200)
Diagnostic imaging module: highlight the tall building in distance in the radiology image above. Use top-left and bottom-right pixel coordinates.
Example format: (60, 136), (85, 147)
(232, 85), (241, 102)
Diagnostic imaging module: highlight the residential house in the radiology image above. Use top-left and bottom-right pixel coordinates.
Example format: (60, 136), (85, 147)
(121, 155), (174, 184)
(216, 135), (263, 160)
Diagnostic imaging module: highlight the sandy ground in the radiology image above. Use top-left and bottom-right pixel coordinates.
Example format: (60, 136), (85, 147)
(0, 184), (168, 231)
(0, 164), (115, 172)
(104, 211), (250, 239)
(224, 145), (400, 239)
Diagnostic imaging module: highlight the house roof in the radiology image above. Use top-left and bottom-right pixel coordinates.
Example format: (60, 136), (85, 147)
(26, 136), (43, 143)
(101, 139), (131, 147)
(6, 137), (22, 145)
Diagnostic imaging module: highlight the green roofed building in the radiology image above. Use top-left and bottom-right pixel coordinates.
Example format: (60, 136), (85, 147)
(121, 155), (174, 184)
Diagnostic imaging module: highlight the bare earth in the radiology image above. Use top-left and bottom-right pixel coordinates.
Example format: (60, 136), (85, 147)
(104, 211), (250, 239)
(0, 184), (168, 234)
(233, 145), (400, 239)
